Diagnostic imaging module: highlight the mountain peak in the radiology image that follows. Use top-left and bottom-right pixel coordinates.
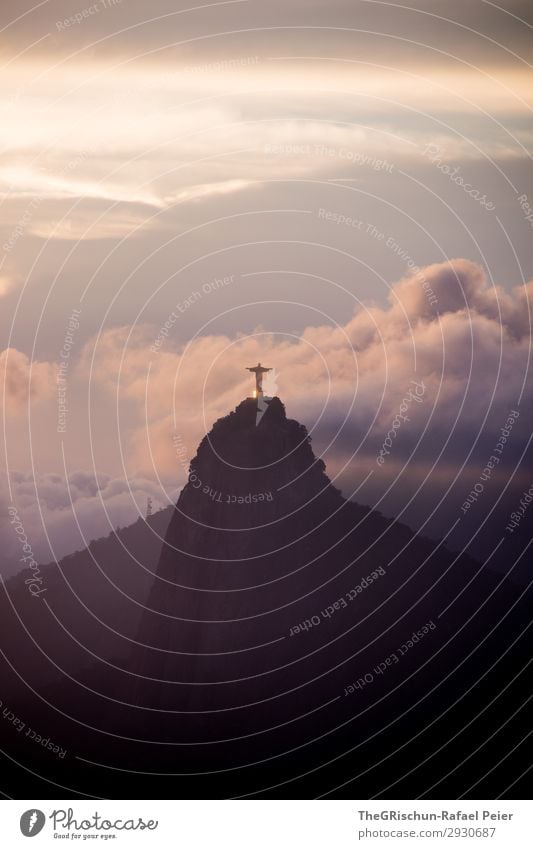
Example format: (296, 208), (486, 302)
(180, 397), (343, 528)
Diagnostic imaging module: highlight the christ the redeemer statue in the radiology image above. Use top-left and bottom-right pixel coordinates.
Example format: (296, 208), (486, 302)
(246, 362), (272, 397)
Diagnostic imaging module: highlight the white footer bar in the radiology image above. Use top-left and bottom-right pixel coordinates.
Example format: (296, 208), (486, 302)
(2, 800), (530, 848)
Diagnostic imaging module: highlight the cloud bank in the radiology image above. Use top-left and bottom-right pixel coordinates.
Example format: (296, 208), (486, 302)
(1, 258), (530, 570)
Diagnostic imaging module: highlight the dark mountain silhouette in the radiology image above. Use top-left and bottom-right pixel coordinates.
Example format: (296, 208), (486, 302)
(0, 506), (172, 695)
(0, 398), (530, 799)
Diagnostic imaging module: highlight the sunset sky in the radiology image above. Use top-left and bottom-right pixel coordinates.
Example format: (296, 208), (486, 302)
(1, 0), (532, 568)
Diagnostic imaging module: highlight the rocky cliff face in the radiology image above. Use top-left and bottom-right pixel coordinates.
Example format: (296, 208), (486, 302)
(138, 397), (347, 621)
(133, 397), (368, 684)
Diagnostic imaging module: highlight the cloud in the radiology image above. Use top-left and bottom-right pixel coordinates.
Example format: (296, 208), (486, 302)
(0, 469), (170, 573)
(78, 259), (531, 483)
(0, 347), (55, 411)
(25, 200), (157, 241)
(0, 275), (15, 297)
(166, 179), (252, 205)
(392, 259), (533, 336)
(2, 258), (530, 569)
(1, 61), (531, 243)
(1, 0), (532, 70)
